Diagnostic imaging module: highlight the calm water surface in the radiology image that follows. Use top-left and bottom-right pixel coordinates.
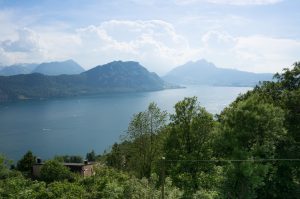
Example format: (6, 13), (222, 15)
(0, 86), (251, 161)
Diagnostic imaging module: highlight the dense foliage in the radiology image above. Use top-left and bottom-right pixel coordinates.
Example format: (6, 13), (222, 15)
(0, 62), (299, 198)
(16, 150), (36, 174)
(105, 62), (300, 198)
(39, 160), (76, 183)
(54, 155), (83, 163)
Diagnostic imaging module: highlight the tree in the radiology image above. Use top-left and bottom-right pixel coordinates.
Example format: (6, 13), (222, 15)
(40, 160), (74, 183)
(125, 102), (167, 178)
(216, 94), (286, 199)
(45, 181), (87, 198)
(229, 62), (300, 198)
(255, 62), (300, 198)
(164, 97), (216, 197)
(0, 174), (47, 198)
(54, 155), (83, 163)
(79, 166), (182, 199)
(0, 155), (11, 179)
(16, 150), (36, 173)
(86, 150), (96, 162)
(106, 142), (130, 170)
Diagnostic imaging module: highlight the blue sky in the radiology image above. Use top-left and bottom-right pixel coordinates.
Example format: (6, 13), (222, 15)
(0, 0), (299, 74)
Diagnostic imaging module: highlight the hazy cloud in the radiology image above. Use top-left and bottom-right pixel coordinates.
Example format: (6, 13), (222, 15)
(199, 31), (300, 72)
(1, 28), (40, 52)
(75, 20), (199, 73)
(234, 35), (300, 71)
(0, 17), (298, 74)
(201, 31), (236, 49)
(0, 20), (199, 73)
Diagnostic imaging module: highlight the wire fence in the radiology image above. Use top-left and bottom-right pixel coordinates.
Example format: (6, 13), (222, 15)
(164, 158), (300, 163)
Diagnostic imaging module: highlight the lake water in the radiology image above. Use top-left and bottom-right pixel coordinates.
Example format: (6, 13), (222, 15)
(0, 86), (251, 162)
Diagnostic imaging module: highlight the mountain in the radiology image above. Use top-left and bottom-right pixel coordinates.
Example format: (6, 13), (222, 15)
(81, 61), (165, 90)
(33, 60), (85, 75)
(0, 60), (84, 76)
(163, 59), (273, 87)
(0, 63), (38, 76)
(0, 61), (169, 103)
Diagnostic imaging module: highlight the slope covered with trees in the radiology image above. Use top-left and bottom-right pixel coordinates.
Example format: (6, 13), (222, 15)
(106, 62), (300, 198)
(0, 62), (299, 198)
(0, 61), (169, 103)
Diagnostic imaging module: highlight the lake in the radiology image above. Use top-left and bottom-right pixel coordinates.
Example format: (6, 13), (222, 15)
(0, 86), (251, 162)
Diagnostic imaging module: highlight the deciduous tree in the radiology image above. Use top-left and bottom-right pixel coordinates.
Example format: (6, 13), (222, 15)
(164, 97), (216, 197)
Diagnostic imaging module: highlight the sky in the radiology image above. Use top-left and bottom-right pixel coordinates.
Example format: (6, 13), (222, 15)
(0, 0), (299, 75)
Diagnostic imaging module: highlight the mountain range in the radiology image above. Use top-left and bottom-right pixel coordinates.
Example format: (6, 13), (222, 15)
(163, 59), (273, 87)
(33, 60), (85, 75)
(0, 63), (38, 76)
(0, 59), (275, 103)
(0, 61), (170, 102)
(0, 60), (85, 76)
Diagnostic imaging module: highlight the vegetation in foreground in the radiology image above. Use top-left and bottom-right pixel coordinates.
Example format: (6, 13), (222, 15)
(0, 62), (299, 198)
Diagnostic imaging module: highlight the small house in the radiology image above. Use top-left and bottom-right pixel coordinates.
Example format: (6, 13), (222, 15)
(32, 159), (96, 178)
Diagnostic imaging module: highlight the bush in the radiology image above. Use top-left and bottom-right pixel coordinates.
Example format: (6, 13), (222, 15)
(40, 160), (75, 183)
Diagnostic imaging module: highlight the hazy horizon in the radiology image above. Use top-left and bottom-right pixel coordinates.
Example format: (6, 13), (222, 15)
(0, 0), (299, 75)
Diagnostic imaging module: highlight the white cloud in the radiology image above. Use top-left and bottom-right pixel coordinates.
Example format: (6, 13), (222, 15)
(0, 27), (45, 65)
(201, 31), (236, 49)
(1, 28), (40, 52)
(176, 0), (283, 5)
(0, 26), (82, 65)
(0, 48), (11, 65)
(199, 31), (300, 72)
(0, 17), (299, 74)
(235, 35), (300, 71)
(0, 20), (199, 74)
(74, 20), (199, 73)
